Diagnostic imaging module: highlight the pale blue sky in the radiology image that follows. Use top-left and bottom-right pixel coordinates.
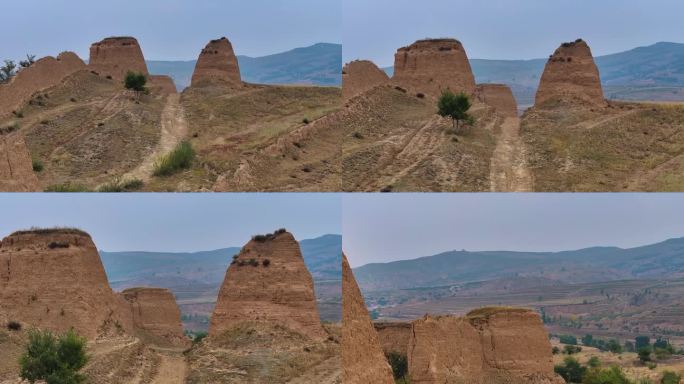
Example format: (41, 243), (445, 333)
(343, 194), (684, 267)
(0, 194), (341, 252)
(343, 0), (684, 66)
(1, 0), (341, 61)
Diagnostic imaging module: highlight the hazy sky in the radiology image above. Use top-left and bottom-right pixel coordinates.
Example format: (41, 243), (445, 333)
(1, 0), (341, 61)
(343, 194), (684, 267)
(343, 0), (684, 66)
(0, 194), (341, 252)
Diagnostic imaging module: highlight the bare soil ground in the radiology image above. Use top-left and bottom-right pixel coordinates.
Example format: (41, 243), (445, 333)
(521, 100), (684, 191)
(0, 71), (165, 190)
(341, 85), (499, 191)
(489, 116), (534, 191)
(186, 322), (340, 384)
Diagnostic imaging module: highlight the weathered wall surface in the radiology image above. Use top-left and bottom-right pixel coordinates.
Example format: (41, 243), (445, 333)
(191, 37), (242, 87)
(89, 37), (149, 81)
(476, 84), (518, 117)
(0, 131), (40, 192)
(374, 322), (412, 356)
(0, 229), (133, 339)
(342, 254), (395, 384)
(209, 230), (326, 340)
(0, 52), (86, 118)
(149, 75), (177, 94)
(535, 39), (605, 107)
(408, 308), (564, 384)
(121, 287), (188, 348)
(393, 38), (477, 96)
(342, 60), (389, 100)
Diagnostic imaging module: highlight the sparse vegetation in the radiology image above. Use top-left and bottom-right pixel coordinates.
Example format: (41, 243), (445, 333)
(7, 321), (22, 331)
(124, 71), (148, 94)
(252, 228), (287, 243)
(32, 157), (44, 172)
(437, 90), (474, 131)
(386, 352), (409, 383)
(97, 177), (144, 192)
(19, 329), (88, 384)
(302, 118), (310, 124)
(19, 54), (36, 68)
(44, 183), (91, 192)
(193, 331), (208, 344)
(262, 259), (271, 267)
(153, 141), (195, 177)
(0, 59), (17, 83)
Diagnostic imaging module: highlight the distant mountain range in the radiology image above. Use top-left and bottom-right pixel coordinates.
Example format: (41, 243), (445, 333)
(147, 42), (341, 90)
(353, 236), (684, 291)
(100, 233), (342, 291)
(384, 42), (684, 105)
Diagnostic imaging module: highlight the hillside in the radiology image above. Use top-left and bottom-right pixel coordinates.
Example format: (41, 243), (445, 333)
(353, 237), (684, 291)
(383, 42), (684, 105)
(148, 42), (342, 90)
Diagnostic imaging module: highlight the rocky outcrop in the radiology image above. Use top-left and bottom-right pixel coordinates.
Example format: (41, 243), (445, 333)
(342, 60), (389, 100)
(209, 229), (325, 340)
(121, 287), (188, 348)
(0, 52), (86, 118)
(342, 254), (395, 384)
(0, 130), (40, 192)
(476, 84), (518, 117)
(408, 308), (564, 384)
(535, 39), (605, 107)
(374, 322), (412, 356)
(190, 37), (242, 87)
(89, 37), (149, 81)
(393, 38), (476, 96)
(0, 229), (133, 339)
(148, 75), (177, 94)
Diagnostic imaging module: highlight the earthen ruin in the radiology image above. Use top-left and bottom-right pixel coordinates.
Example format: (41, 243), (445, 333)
(190, 37), (242, 87)
(121, 287), (188, 347)
(0, 229), (133, 339)
(342, 254), (395, 384)
(0, 131), (40, 192)
(393, 38), (477, 96)
(209, 229), (326, 340)
(408, 308), (564, 384)
(148, 75), (178, 94)
(342, 60), (389, 100)
(88, 37), (149, 81)
(535, 39), (605, 107)
(0, 52), (85, 118)
(476, 84), (518, 117)
(374, 321), (412, 356)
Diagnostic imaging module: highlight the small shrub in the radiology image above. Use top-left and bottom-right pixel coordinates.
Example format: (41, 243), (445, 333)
(70, 97), (77, 102)
(40, 120), (49, 125)
(97, 177), (143, 192)
(386, 352), (408, 381)
(380, 186), (393, 193)
(7, 321), (21, 331)
(48, 242), (69, 249)
(302, 118), (310, 124)
(661, 371), (681, 384)
(262, 259), (270, 267)
(552, 346), (560, 355)
(105, 75), (112, 80)
(45, 182), (91, 192)
(19, 329), (88, 384)
(32, 158), (43, 172)
(274, 228), (286, 235)
(394, 86), (407, 93)
(124, 71), (147, 92)
(253, 235), (268, 242)
(249, 258), (259, 267)
(153, 141), (195, 177)
(193, 332), (208, 344)
(352, 131), (364, 139)
(237, 260), (246, 267)
(416, 93), (425, 98)
(302, 166), (312, 173)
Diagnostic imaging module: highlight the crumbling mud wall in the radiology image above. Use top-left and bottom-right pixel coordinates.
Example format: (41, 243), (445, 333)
(89, 37), (149, 81)
(342, 60), (389, 100)
(0, 131), (40, 192)
(191, 37), (242, 87)
(476, 84), (518, 117)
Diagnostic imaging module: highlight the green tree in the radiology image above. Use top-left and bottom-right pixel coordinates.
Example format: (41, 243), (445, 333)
(437, 90), (474, 131)
(20, 329), (88, 384)
(0, 60), (17, 83)
(638, 346), (652, 363)
(635, 336), (650, 351)
(385, 352), (408, 381)
(19, 54), (36, 68)
(607, 339), (623, 354)
(554, 356), (586, 383)
(661, 371), (681, 384)
(582, 334), (594, 347)
(587, 356), (601, 368)
(560, 334), (578, 345)
(124, 71), (148, 96)
(583, 365), (631, 384)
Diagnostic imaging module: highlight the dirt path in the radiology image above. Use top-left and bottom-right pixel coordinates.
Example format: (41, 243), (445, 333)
(124, 93), (188, 181)
(489, 117), (533, 192)
(151, 353), (187, 384)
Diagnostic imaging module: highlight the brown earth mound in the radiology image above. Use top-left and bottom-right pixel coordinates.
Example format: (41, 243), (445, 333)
(191, 37), (242, 87)
(0, 52), (86, 118)
(374, 322), (412, 356)
(535, 39), (605, 107)
(0, 131), (40, 191)
(0, 229), (133, 339)
(121, 287), (189, 348)
(408, 308), (564, 384)
(477, 84), (518, 117)
(342, 60), (389, 100)
(89, 37), (149, 81)
(209, 230), (326, 340)
(342, 254), (394, 384)
(393, 38), (476, 96)
(149, 75), (178, 95)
